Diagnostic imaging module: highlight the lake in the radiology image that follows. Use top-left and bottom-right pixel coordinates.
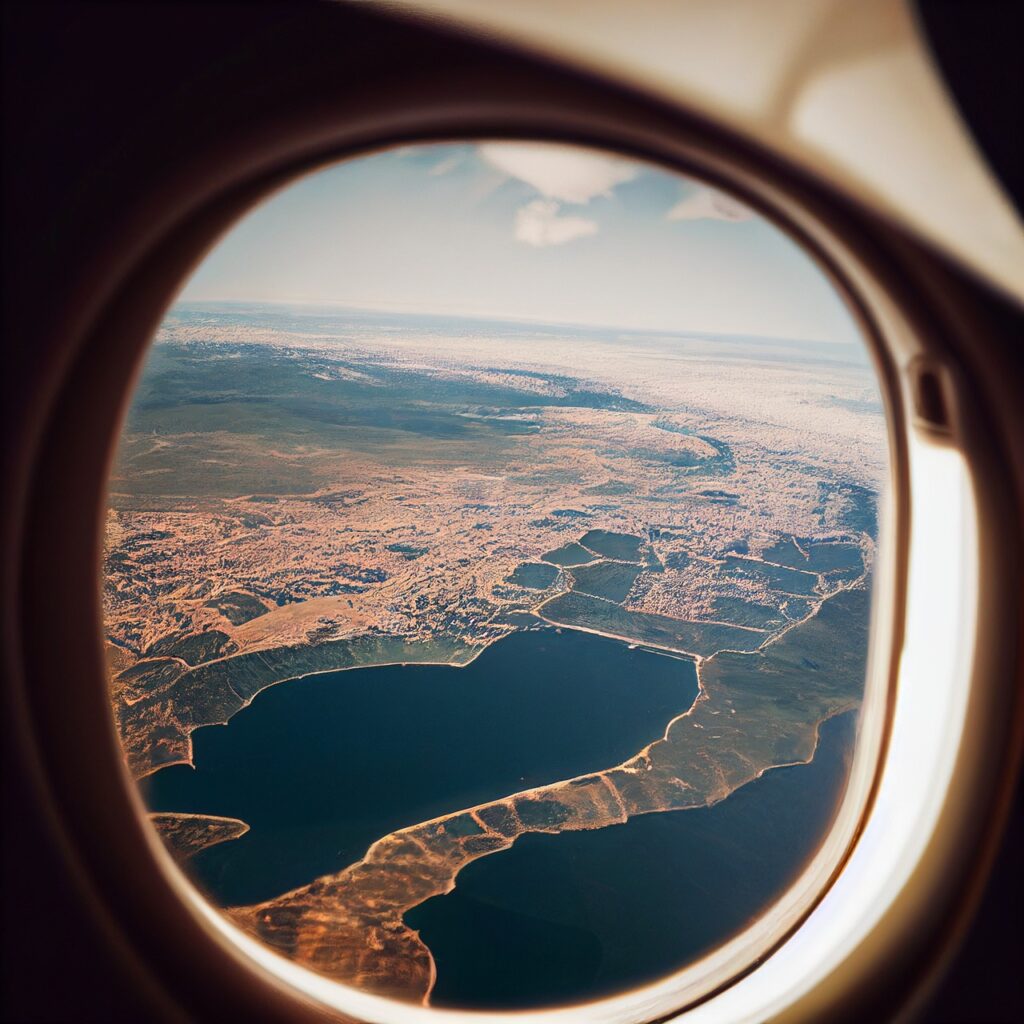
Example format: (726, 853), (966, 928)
(143, 627), (699, 906)
(408, 711), (856, 1009)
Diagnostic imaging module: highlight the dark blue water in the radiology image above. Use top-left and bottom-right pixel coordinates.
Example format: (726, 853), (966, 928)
(143, 628), (698, 906)
(407, 712), (855, 1009)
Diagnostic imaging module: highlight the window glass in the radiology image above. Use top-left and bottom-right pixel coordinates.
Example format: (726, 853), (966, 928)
(104, 142), (887, 1010)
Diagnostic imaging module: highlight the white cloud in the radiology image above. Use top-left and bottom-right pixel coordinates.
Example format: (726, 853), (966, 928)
(668, 185), (753, 222)
(515, 199), (598, 247)
(479, 142), (637, 204)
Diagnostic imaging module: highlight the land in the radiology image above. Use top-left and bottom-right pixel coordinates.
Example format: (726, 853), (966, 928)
(228, 581), (870, 1003)
(106, 307), (883, 778)
(149, 812), (250, 861)
(103, 303), (887, 998)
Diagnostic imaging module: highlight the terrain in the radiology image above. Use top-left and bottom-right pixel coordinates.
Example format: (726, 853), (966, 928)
(228, 583), (869, 1002)
(103, 302), (886, 1001)
(149, 812), (250, 861)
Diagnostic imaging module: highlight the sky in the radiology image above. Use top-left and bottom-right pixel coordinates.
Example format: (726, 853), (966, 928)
(179, 142), (860, 344)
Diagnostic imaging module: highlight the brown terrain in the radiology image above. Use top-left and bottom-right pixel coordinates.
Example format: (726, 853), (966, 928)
(149, 812), (250, 861)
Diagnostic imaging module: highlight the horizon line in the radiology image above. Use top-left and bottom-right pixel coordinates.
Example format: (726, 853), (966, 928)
(170, 297), (860, 348)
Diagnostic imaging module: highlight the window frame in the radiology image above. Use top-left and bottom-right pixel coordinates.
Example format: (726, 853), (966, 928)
(9, 64), (1017, 1024)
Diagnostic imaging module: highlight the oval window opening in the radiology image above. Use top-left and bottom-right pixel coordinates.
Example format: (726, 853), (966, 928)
(103, 141), (890, 1013)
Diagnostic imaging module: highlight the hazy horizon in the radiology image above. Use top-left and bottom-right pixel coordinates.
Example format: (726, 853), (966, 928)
(169, 296), (865, 352)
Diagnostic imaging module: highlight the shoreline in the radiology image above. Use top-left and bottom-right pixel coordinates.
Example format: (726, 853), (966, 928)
(131, 641), (493, 780)
(132, 610), (721, 782)
(221, 580), (868, 1004)
(416, 704), (858, 1008)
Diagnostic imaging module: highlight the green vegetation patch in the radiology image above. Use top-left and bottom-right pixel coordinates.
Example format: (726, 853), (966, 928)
(710, 596), (790, 631)
(113, 341), (654, 500)
(780, 597), (814, 621)
(721, 556), (819, 597)
(117, 633), (480, 776)
(542, 542), (596, 567)
(145, 629), (237, 666)
(824, 565), (863, 584)
(643, 549), (664, 572)
(443, 813), (486, 839)
(698, 489), (739, 506)
(804, 542), (863, 573)
(761, 537), (804, 568)
(583, 480), (633, 496)
(568, 561), (642, 603)
(695, 585), (870, 766)
(579, 530), (643, 561)
(540, 592), (765, 657)
(515, 797), (574, 830)
(181, 634), (477, 703)
(116, 657), (186, 699)
(599, 583), (872, 818)
(762, 538), (863, 574)
(506, 562), (561, 590)
(203, 591), (269, 626)
(386, 543), (429, 561)
(110, 432), (320, 499)
(816, 481), (878, 537)
(476, 803), (520, 838)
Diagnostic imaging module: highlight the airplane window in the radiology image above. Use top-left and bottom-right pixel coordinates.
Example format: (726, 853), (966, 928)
(102, 141), (890, 1011)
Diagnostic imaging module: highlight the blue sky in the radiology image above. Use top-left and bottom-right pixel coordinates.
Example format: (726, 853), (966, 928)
(180, 142), (859, 344)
